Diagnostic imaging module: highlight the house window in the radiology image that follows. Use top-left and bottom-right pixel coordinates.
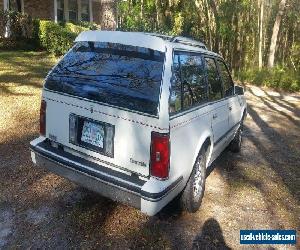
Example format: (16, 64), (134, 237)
(68, 0), (77, 22)
(81, 0), (90, 22)
(54, 0), (92, 23)
(57, 0), (64, 21)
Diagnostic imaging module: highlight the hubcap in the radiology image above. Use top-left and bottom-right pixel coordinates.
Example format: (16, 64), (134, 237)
(193, 160), (203, 199)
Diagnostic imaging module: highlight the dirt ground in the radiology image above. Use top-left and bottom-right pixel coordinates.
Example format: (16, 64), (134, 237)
(0, 51), (299, 249)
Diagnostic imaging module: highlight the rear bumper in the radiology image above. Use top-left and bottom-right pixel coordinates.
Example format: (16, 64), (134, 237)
(30, 138), (183, 216)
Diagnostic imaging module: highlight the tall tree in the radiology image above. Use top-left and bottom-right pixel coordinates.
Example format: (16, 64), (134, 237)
(208, 0), (220, 53)
(258, 0), (264, 69)
(267, 0), (287, 68)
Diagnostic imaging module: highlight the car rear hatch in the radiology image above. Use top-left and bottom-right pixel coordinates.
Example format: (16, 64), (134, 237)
(42, 41), (167, 177)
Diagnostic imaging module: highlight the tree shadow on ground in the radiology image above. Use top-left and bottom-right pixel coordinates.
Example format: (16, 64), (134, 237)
(0, 85), (36, 96)
(246, 104), (300, 202)
(263, 90), (300, 118)
(192, 218), (231, 250)
(248, 87), (300, 128)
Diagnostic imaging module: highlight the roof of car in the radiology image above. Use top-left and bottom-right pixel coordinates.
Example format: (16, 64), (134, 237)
(75, 31), (221, 57)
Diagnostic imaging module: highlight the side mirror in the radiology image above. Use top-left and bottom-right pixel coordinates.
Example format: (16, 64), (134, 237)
(235, 85), (244, 95)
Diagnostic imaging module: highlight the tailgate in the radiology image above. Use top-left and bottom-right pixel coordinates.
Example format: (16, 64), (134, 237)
(43, 90), (166, 177)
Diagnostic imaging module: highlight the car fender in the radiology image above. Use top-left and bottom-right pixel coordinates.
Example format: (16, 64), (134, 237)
(191, 129), (213, 171)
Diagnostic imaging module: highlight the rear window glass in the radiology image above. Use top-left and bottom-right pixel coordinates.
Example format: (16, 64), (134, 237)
(45, 42), (165, 115)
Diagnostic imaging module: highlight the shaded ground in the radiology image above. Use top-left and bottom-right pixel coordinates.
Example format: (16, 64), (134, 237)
(0, 51), (299, 249)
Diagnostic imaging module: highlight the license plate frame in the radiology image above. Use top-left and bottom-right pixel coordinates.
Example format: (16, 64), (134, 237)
(69, 114), (115, 157)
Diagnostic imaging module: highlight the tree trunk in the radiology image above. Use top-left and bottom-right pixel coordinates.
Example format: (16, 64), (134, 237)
(233, 11), (240, 74)
(140, 0), (144, 20)
(100, 0), (117, 31)
(204, 0), (212, 50)
(258, 0), (264, 69)
(209, 0), (220, 53)
(155, 0), (163, 27)
(267, 0), (286, 68)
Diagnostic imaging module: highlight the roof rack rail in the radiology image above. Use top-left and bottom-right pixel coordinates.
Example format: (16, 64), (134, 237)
(144, 32), (173, 41)
(170, 36), (207, 50)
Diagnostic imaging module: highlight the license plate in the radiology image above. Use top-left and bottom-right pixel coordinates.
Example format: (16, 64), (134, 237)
(81, 121), (104, 148)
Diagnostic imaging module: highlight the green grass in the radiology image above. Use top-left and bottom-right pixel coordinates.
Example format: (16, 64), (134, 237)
(0, 50), (57, 95)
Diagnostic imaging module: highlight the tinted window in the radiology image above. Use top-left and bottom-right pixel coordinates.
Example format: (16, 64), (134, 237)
(217, 60), (234, 97)
(170, 53), (207, 114)
(205, 57), (223, 101)
(169, 54), (182, 113)
(180, 54), (207, 108)
(45, 42), (165, 115)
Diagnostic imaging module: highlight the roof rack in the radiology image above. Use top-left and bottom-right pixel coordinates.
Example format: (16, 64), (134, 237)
(170, 36), (207, 50)
(144, 33), (173, 41)
(145, 33), (207, 50)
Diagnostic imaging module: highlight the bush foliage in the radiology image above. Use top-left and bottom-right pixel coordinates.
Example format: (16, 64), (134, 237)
(239, 67), (300, 92)
(38, 21), (88, 56)
(0, 11), (93, 56)
(0, 10), (39, 49)
(0, 10), (38, 39)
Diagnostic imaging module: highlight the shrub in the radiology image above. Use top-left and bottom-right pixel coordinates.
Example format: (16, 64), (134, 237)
(0, 11), (91, 55)
(38, 20), (88, 56)
(0, 11), (8, 38)
(239, 67), (300, 92)
(0, 10), (37, 39)
(0, 11), (40, 50)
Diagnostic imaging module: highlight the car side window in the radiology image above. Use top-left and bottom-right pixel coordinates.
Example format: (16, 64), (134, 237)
(217, 60), (234, 97)
(169, 54), (182, 113)
(170, 52), (207, 114)
(180, 54), (207, 108)
(205, 57), (223, 101)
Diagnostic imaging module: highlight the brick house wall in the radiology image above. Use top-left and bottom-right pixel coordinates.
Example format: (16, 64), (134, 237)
(2, 0), (117, 30)
(24, 0), (54, 20)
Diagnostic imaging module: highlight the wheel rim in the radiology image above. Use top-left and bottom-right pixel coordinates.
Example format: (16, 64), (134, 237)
(193, 160), (203, 199)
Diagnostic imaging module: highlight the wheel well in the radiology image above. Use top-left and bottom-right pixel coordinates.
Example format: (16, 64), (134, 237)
(187, 137), (212, 184)
(242, 109), (247, 121)
(203, 137), (212, 160)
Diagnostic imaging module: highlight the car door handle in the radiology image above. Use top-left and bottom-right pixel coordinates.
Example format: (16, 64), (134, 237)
(229, 106), (232, 111)
(212, 114), (218, 119)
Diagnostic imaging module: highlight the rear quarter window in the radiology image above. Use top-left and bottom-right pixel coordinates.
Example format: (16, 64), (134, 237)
(170, 52), (207, 114)
(205, 57), (223, 101)
(217, 60), (234, 97)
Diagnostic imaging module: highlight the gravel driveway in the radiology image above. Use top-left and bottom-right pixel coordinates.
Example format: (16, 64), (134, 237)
(0, 52), (299, 249)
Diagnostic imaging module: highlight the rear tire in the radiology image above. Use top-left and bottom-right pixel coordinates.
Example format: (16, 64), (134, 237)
(180, 148), (206, 213)
(229, 124), (242, 153)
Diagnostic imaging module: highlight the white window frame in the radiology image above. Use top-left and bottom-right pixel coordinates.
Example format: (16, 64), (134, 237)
(68, 0), (78, 22)
(53, 0), (93, 23)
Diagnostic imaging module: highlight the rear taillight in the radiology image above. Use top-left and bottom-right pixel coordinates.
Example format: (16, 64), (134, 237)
(40, 100), (46, 136)
(150, 132), (170, 179)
